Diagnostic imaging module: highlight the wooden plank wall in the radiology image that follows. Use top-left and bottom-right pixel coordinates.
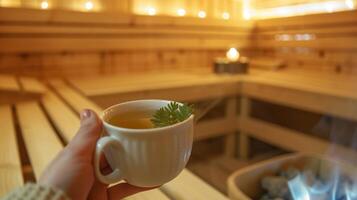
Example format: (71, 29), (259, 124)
(252, 10), (357, 74)
(0, 7), (253, 77)
(1, 0), (244, 20)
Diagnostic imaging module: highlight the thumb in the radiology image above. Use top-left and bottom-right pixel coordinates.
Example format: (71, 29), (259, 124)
(67, 109), (102, 158)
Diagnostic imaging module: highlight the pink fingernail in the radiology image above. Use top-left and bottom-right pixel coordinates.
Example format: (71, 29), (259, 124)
(80, 109), (91, 120)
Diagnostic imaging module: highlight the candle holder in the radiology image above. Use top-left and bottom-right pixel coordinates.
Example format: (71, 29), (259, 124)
(214, 57), (249, 74)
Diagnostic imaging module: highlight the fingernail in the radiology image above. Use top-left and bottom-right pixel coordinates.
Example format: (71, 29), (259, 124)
(80, 109), (91, 121)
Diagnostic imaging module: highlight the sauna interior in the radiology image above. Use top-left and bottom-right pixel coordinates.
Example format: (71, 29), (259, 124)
(0, 0), (356, 200)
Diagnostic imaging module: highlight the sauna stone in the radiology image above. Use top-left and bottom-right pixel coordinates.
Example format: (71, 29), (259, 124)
(280, 167), (299, 179)
(261, 176), (291, 199)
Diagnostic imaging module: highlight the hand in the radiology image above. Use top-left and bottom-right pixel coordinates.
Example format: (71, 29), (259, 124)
(39, 109), (152, 200)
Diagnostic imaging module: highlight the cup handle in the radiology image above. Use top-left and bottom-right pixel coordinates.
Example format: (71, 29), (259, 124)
(94, 136), (124, 184)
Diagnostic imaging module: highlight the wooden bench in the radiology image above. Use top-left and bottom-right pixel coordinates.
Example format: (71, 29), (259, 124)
(238, 69), (357, 159)
(68, 70), (357, 161)
(0, 77), (228, 200)
(48, 79), (228, 200)
(0, 75), (45, 105)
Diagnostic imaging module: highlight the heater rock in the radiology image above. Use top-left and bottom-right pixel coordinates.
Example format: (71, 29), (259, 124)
(304, 159), (320, 175)
(261, 176), (290, 198)
(280, 167), (299, 179)
(260, 194), (286, 200)
(302, 169), (316, 186)
(318, 160), (336, 182)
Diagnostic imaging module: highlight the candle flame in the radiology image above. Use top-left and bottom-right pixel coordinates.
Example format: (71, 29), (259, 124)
(226, 48), (240, 62)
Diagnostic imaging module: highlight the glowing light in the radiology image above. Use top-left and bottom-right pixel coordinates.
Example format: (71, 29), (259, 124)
(325, 3), (334, 12)
(226, 48), (240, 62)
(243, 10), (251, 20)
(243, 0), (251, 20)
(40, 1), (49, 9)
(198, 10), (206, 18)
(84, 1), (94, 11)
(146, 7), (156, 16)
(177, 8), (186, 16)
(222, 12), (230, 20)
(275, 34), (293, 41)
(346, 0), (354, 9)
(294, 34), (316, 41)
(253, 1), (353, 19)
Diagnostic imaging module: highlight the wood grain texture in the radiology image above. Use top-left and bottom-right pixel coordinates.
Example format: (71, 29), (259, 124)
(237, 117), (356, 158)
(124, 189), (170, 200)
(238, 97), (250, 159)
(19, 77), (46, 94)
(41, 91), (80, 142)
(252, 10), (357, 74)
(0, 75), (19, 91)
(0, 105), (23, 197)
(161, 169), (228, 200)
(16, 101), (63, 179)
(0, 7), (253, 77)
(224, 97), (237, 157)
(49, 79), (102, 114)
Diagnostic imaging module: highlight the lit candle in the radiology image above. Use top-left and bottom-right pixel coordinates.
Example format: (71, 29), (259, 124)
(40, 1), (49, 9)
(84, 1), (94, 11)
(198, 10), (206, 18)
(177, 8), (186, 16)
(226, 48), (240, 62)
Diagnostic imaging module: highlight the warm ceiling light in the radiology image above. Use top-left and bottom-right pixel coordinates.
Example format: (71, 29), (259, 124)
(146, 7), (156, 16)
(84, 1), (94, 11)
(243, 9), (251, 20)
(346, 0), (354, 9)
(198, 10), (206, 18)
(222, 12), (230, 20)
(325, 3), (334, 12)
(177, 8), (186, 16)
(40, 1), (49, 9)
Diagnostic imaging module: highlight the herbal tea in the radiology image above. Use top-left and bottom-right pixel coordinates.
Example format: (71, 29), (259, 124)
(107, 115), (154, 129)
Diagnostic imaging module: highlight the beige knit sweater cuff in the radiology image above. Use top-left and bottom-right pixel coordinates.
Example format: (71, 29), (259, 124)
(3, 183), (70, 200)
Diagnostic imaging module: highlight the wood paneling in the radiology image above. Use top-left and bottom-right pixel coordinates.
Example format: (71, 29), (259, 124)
(252, 10), (357, 74)
(0, 7), (253, 77)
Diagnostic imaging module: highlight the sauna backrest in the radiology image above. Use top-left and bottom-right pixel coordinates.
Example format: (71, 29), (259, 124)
(253, 10), (357, 74)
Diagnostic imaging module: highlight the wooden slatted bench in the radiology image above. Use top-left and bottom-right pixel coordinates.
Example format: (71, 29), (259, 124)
(67, 70), (357, 162)
(0, 77), (228, 200)
(0, 75), (45, 104)
(238, 69), (357, 159)
(48, 79), (228, 200)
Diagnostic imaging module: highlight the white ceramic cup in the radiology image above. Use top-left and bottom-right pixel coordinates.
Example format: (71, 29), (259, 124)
(94, 99), (194, 187)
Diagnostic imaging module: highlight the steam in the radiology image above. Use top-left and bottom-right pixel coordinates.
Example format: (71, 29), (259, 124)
(287, 116), (357, 200)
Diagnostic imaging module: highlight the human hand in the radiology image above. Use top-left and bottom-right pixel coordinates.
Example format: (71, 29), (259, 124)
(39, 109), (152, 200)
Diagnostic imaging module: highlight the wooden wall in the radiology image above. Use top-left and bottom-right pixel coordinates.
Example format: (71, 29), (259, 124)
(0, 7), (253, 77)
(252, 10), (357, 74)
(0, 0), (244, 20)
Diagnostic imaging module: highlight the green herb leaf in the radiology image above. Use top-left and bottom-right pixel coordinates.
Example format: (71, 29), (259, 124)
(151, 102), (193, 128)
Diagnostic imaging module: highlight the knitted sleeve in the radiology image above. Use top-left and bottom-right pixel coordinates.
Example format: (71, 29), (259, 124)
(3, 183), (70, 200)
